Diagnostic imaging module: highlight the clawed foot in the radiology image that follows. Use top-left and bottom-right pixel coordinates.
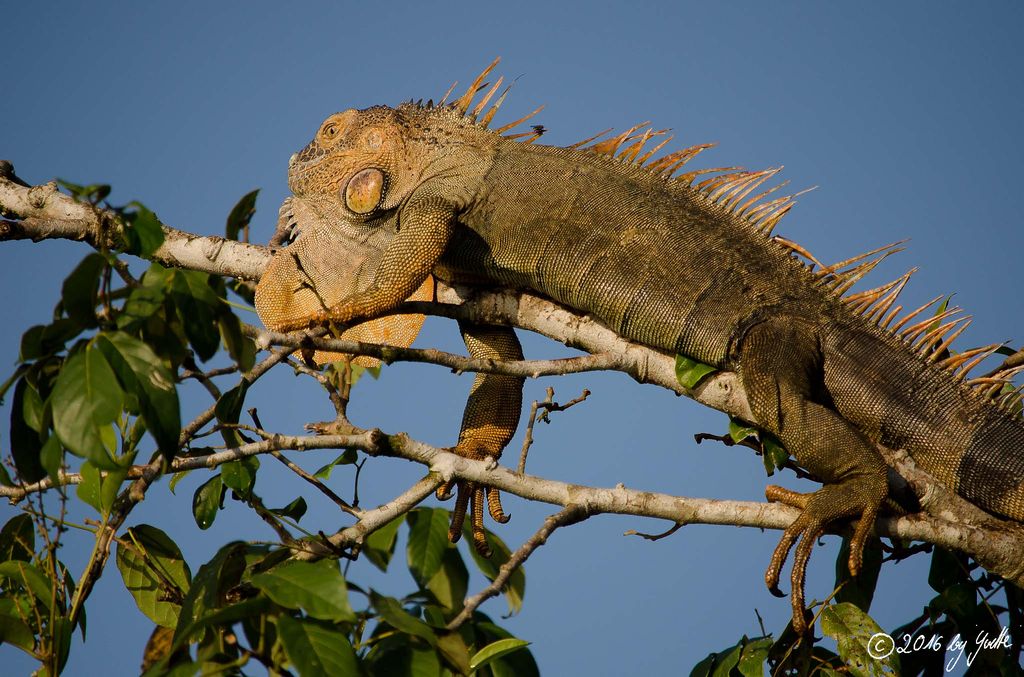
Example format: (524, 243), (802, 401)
(764, 479), (884, 634)
(436, 444), (510, 557)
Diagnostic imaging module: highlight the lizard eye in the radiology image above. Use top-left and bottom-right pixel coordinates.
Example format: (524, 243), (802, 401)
(344, 168), (385, 214)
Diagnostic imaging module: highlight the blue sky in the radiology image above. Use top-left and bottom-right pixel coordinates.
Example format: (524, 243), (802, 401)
(2, 2), (1023, 674)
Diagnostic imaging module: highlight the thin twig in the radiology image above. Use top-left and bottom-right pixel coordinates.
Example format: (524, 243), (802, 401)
(517, 387), (590, 473)
(447, 504), (591, 630)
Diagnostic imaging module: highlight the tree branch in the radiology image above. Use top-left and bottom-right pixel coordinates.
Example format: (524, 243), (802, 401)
(3, 165), (1023, 589)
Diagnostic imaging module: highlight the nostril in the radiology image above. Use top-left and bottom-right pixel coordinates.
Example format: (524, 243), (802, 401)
(289, 153), (298, 167)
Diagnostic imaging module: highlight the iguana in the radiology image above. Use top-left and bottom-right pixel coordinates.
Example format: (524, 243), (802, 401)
(254, 59), (1024, 633)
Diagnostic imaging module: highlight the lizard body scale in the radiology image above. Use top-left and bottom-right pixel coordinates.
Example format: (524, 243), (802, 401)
(254, 60), (1024, 633)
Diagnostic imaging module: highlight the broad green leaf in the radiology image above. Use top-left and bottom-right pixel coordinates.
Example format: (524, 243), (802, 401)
(835, 536), (882, 611)
(820, 602), (899, 676)
(218, 312), (255, 372)
(172, 542), (248, 649)
(116, 525), (192, 628)
(76, 462), (103, 514)
(60, 253), (106, 329)
(51, 344), (123, 466)
(276, 614), (359, 677)
(250, 559), (355, 622)
(736, 637), (772, 677)
(365, 636), (440, 677)
(0, 612), (35, 654)
(728, 418), (758, 444)
(125, 201), (166, 257)
(761, 435), (789, 476)
(99, 465), (129, 515)
(220, 456), (258, 497)
(39, 434), (64, 486)
(0, 561), (53, 610)
(9, 378), (45, 483)
(94, 332), (180, 459)
(470, 638), (531, 671)
(270, 496), (308, 521)
(474, 621), (540, 677)
(406, 508), (450, 588)
(19, 319), (82, 362)
(464, 523), (525, 615)
(214, 382), (248, 447)
(225, 189), (259, 241)
(363, 515), (403, 572)
(425, 547), (468, 612)
(437, 630), (470, 675)
(0, 514), (35, 562)
(171, 270), (221, 361)
(370, 591), (436, 646)
(192, 474), (224, 530)
(675, 354), (717, 389)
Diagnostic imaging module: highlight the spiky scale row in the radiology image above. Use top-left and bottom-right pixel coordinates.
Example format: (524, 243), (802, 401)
(441, 59), (1024, 416)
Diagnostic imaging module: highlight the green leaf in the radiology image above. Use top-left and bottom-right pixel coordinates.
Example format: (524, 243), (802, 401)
(19, 319), (83, 362)
(58, 179), (110, 205)
(436, 630), (470, 675)
(214, 381), (248, 448)
(0, 561), (53, 610)
(363, 515), (403, 572)
(276, 614), (359, 677)
(220, 456), (258, 497)
(736, 637), (772, 677)
(51, 343), (123, 466)
(835, 536), (882, 611)
(9, 378), (46, 483)
(407, 508), (450, 588)
(250, 559), (355, 622)
(60, 253), (106, 329)
(370, 591), (436, 646)
(225, 189), (259, 241)
(39, 434), (64, 487)
(313, 449), (358, 480)
(463, 523), (525, 615)
(0, 514), (35, 562)
(728, 418), (758, 444)
(99, 465), (129, 515)
(116, 525), (192, 628)
(172, 542), (248, 649)
(270, 496), (308, 521)
(0, 612), (36, 654)
(426, 547), (469, 612)
(124, 201), (166, 257)
(76, 462), (103, 514)
(218, 312), (256, 372)
(709, 641), (741, 677)
(192, 474), (224, 530)
(820, 602), (899, 676)
(761, 435), (789, 476)
(675, 354), (718, 389)
(171, 270), (221, 361)
(94, 332), (180, 460)
(470, 638), (531, 671)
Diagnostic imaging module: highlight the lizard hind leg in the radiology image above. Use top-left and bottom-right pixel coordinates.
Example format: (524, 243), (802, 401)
(438, 323), (525, 557)
(738, 318), (888, 634)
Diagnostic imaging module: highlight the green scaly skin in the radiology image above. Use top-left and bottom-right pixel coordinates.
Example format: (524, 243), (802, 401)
(254, 66), (1024, 634)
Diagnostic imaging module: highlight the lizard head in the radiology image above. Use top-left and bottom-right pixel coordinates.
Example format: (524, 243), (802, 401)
(287, 106), (422, 226)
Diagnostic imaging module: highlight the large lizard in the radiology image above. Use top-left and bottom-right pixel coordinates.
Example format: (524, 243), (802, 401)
(255, 59), (1024, 633)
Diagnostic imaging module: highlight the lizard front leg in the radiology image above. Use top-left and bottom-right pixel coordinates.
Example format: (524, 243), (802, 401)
(437, 322), (524, 556)
(738, 318), (887, 634)
(276, 196), (455, 332)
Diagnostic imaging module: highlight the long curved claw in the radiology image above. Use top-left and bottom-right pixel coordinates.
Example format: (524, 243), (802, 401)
(446, 482), (472, 544)
(471, 487), (491, 556)
(763, 479), (885, 634)
(436, 479), (456, 501)
(487, 487), (510, 524)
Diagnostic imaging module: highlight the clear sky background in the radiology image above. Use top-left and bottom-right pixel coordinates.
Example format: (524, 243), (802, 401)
(2, 3), (1023, 675)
